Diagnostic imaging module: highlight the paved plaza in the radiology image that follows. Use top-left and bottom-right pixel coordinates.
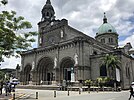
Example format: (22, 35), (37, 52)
(11, 89), (130, 100)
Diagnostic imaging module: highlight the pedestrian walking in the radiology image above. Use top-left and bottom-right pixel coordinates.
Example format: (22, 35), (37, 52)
(5, 82), (9, 96)
(129, 83), (134, 100)
(8, 82), (11, 94)
(0, 81), (3, 95)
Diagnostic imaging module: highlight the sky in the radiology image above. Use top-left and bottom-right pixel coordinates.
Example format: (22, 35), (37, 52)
(0, 0), (134, 69)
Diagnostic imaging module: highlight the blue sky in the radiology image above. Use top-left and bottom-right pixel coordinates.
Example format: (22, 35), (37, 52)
(0, 0), (134, 69)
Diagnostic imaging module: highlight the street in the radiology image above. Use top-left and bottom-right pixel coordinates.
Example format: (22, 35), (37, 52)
(15, 89), (131, 100)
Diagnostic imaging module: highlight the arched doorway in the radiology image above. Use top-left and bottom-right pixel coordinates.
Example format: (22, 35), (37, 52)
(60, 57), (75, 83)
(37, 57), (54, 85)
(24, 64), (32, 85)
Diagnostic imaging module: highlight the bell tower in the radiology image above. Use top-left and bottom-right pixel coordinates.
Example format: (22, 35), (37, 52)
(41, 0), (55, 22)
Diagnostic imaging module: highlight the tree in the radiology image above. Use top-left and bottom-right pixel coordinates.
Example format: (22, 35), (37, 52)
(0, 0), (8, 5)
(85, 79), (92, 93)
(0, 71), (4, 81)
(102, 54), (120, 79)
(102, 54), (120, 90)
(0, 0), (37, 61)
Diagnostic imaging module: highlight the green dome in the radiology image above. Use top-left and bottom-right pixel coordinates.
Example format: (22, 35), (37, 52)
(97, 23), (117, 35)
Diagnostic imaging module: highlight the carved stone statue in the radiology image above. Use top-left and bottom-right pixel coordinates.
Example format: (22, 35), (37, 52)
(32, 61), (35, 70)
(54, 57), (57, 69)
(74, 53), (78, 66)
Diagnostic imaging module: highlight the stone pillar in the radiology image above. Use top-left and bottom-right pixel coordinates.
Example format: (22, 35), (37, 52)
(52, 68), (59, 85)
(74, 66), (78, 81)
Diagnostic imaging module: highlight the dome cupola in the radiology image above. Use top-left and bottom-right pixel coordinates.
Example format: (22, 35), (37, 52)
(95, 13), (118, 47)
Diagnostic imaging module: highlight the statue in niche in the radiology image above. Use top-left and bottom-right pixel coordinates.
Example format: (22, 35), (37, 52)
(60, 30), (64, 38)
(32, 61), (35, 70)
(54, 57), (57, 69)
(74, 53), (78, 66)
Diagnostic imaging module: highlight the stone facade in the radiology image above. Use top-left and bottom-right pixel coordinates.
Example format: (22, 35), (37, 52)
(18, 0), (134, 89)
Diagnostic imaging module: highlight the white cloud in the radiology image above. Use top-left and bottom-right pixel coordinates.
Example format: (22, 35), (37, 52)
(1, 0), (134, 68)
(0, 57), (21, 69)
(99, 0), (117, 11)
(119, 33), (134, 48)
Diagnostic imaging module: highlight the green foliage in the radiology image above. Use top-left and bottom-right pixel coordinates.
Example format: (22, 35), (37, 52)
(101, 54), (120, 79)
(96, 77), (105, 87)
(85, 79), (92, 86)
(0, 71), (4, 81)
(0, 0), (8, 5)
(0, 1), (38, 61)
(102, 54), (120, 69)
(96, 77), (114, 87)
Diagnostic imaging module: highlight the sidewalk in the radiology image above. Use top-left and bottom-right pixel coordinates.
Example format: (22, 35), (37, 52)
(0, 94), (12, 100)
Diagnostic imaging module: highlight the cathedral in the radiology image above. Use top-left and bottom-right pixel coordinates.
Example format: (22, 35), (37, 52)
(19, 0), (134, 89)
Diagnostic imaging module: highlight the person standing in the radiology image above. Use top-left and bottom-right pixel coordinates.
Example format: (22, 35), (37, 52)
(129, 84), (134, 100)
(0, 81), (3, 95)
(5, 82), (8, 96)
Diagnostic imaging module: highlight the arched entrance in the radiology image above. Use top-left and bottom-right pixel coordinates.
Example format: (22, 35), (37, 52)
(37, 57), (54, 85)
(24, 64), (32, 85)
(60, 57), (75, 82)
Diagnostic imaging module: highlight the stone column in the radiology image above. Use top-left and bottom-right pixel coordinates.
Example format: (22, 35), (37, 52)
(74, 66), (78, 81)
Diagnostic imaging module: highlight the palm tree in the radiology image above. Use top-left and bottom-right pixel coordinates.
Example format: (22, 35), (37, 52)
(102, 54), (120, 78)
(102, 54), (120, 90)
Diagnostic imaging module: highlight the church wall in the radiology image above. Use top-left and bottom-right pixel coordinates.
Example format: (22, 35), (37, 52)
(22, 54), (35, 70)
(90, 56), (101, 80)
(120, 54), (134, 89)
(64, 26), (83, 41)
(36, 50), (56, 66)
(82, 42), (92, 80)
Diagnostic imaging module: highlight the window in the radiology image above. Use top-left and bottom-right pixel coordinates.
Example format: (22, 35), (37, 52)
(46, 12), (49, 16)
(126, 67), (130, 78)
(108, 29), (112, 32)
(109, 38), (113, 43)
(93, 51), (97, 55)
(101, 38), (105, 43)
(100, 65), (107, 76)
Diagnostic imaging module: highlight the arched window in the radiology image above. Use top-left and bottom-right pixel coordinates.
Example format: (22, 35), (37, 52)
(109, 38), (113, 43)
(100, 65), (107, 76)
(101, 38), (105, 43)
(46, 12), (49, 16)
(93, 51), (97, 55)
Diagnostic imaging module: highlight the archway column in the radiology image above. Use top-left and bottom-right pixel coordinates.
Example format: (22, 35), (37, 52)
(74, 66), (78, 81)
(37, 57), (54, 85)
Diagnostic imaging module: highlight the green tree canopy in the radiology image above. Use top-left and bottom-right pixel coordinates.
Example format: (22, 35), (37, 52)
(102, 54), (120, 69)
(102, 54), (120, 79)
(0, 0), (38, 61)
(0, 70), (4, 81)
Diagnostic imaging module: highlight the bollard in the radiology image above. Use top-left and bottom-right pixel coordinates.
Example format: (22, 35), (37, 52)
(88, 88), (90, 93)
(97, 88), (99, 93)
(13, 93), (15, 100)
(36, 92), (38, 99)
(12, 89), (15, 100)
(67, 89), (69, 96)
(54, 91), (56, 98)
(79, 88), (81, 94)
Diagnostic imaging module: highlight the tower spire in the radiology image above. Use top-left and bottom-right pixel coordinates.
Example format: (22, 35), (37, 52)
(103, 12), (107, 23)
(46, 0), (51, 4)
(41, 0), (55, 21)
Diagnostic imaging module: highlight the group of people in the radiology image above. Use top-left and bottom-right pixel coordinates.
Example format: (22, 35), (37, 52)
(0, 81), (15, 96)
